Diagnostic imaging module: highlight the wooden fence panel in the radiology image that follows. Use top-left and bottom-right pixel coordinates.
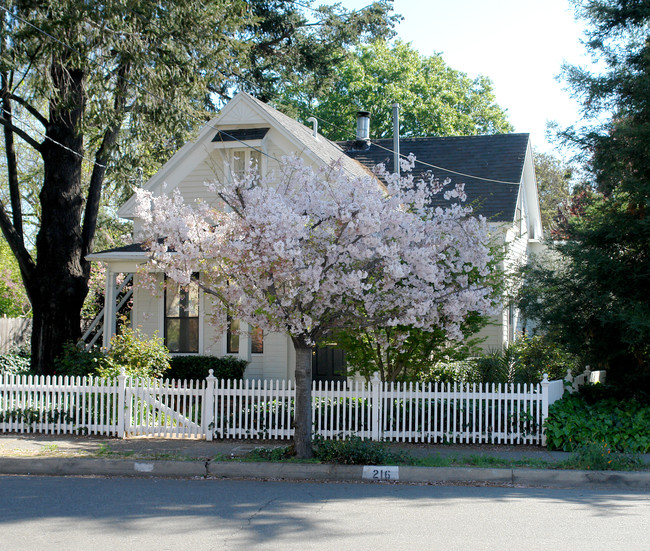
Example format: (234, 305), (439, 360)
(0, 318), (31, 354)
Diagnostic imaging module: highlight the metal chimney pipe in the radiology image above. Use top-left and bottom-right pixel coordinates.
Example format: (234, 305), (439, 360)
(392, 103), (400, 177)
(356, 111), (371, 141)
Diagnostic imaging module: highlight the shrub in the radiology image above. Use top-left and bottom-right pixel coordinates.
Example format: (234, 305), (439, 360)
(0, 350), (31, 375)
(53, 328), (171, 379)
(418, 359), (482, 384)
(312, 435), (410, 465)
(544, 389), (650, 453)
(53, 342), (108, 377)
(96, 328), (170, 379)
(167, 355), (247, 381)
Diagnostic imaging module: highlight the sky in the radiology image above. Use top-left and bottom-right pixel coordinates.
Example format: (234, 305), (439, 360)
(323, 0), (592, 153)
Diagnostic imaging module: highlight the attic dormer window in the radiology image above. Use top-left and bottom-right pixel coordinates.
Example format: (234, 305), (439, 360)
(232, 149), (261, 180)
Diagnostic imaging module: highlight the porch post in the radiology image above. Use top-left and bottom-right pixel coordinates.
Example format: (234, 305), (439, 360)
(103, 269), (118, 349)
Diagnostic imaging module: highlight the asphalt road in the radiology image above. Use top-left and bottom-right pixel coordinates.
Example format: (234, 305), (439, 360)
(1, 476), (648, 550)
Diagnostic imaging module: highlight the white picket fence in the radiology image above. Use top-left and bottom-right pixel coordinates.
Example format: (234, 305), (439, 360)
(0, 371), (585, 446)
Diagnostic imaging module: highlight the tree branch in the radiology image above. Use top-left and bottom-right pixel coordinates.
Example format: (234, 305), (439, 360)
(1, 74), (24, 241)
(0, 115), (42, 151)
(7, 93), (48, 127)
(81, 61), (131, 259)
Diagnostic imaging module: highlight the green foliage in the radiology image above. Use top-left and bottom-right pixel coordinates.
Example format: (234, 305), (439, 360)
(333, 313), (488, 383)
(0, 350), (31, 375)
(533, 151), (575, 235)
(312, 435), (409, 465)
(561, 440), (642, 471)
(52, 343), (107, 377)
(0, 238), (30, 317)
(96, 328), (170, 379)
(544, 390), (650, 453)
(53, 328), (170, 379)
(243, 446), (297, 462)
(417, 359), (482, 384)
(277, 39), (513, 141)
(521, 0), (650, 396)
(419, 336), (578, 385)
(167, 355), (247, 381)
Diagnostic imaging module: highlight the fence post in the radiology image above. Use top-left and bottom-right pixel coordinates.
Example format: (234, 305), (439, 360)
(540, 373), (549, 446)
(117, 368), (126, 438)
(203, 369), (217, 441)
(371, 373), (381, 441)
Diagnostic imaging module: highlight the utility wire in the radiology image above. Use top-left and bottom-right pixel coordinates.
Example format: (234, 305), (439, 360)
(309, 113), (521, 185)
(2, 3), (520, 186)
(1, 106), (106, 168)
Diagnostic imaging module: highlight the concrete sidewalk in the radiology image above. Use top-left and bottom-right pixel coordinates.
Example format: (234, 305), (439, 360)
(1, 434), (648, 490)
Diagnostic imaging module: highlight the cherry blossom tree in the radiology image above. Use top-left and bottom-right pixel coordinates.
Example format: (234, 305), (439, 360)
(135, 155), (498, 457)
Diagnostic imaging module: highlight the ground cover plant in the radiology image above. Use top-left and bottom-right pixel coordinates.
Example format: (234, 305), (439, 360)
(544, 386), (650, 454)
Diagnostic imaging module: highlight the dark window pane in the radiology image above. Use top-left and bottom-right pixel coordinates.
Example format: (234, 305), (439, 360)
(165, 318), (199, 353)
(164, 275), (199, 353)
(227, 318), (240, 354)
(251, 327), (264, 354)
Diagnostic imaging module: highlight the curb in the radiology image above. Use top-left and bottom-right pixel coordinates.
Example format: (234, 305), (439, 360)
(1, 457), (648, 490)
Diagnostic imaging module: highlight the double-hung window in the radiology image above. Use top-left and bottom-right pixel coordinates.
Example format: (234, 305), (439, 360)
(165, 275), (199, 353)
(231, 149), (261, 181)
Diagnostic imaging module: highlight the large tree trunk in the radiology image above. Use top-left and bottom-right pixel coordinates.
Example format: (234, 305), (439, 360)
(30, 64), (89, 374)
(293, 342), (314, 458)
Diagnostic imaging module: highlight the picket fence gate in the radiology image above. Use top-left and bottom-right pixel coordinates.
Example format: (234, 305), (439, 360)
(0, 371), (569, 445)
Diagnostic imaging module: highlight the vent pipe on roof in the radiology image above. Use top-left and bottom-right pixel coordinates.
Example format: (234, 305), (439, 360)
(307, 116), (318, 139)
(392, 103), (400, 178)
(356, 111), (371, 141)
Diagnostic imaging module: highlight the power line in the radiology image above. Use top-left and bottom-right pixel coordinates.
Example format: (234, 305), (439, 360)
(309, 113), (521, 186)
(2, 4), (520, 187)
(1, 106), (106, 169)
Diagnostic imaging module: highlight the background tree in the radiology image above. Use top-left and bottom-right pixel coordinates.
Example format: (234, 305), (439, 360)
(277, 40), (513, 140)
(331, 313), (488, 383)
(520, 0), (650, 397)
(533, 150), (575, 235)
(136, 157), (497, 457)
(0, 0), (396, 374)
(0, 237), (29, 316)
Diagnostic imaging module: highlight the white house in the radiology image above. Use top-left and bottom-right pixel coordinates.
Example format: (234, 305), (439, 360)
(87, 92), (543, 381)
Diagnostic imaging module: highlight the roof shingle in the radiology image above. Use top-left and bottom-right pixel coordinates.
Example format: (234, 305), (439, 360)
(340, 134), (529, 222)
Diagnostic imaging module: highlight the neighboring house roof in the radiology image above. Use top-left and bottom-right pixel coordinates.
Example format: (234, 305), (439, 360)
(340, 134), (530, 223)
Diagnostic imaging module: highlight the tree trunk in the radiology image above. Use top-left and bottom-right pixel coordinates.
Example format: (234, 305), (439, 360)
(30, 64), (89, 374)
(293, 343), (314, 458)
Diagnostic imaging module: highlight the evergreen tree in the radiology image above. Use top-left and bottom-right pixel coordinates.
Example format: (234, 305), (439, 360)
(520, 0), (650, 396)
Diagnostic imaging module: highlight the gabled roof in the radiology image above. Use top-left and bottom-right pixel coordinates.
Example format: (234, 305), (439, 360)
(243, 94), (373, 181)
(117, 93), (373, 219)
(340, 134), (530, 222)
